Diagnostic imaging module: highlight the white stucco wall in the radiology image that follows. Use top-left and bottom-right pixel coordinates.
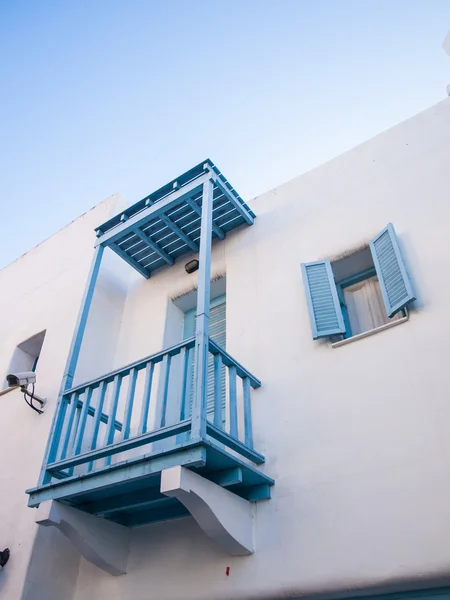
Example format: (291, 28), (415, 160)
(1, 99), (450, 600)
(0, 194), (127, 600)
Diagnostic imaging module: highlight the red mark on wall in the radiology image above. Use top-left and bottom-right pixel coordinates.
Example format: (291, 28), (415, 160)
(226, 566), (230, 576)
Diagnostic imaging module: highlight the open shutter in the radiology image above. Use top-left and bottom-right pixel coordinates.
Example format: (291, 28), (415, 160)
(301, 260), (346, 339)
(369, 223), (415, 318)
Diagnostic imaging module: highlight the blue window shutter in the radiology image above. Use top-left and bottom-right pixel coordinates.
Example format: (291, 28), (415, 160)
(369, 223), (416, 318)
(184, 295), (226, 418)
(301, 260), (346, 339)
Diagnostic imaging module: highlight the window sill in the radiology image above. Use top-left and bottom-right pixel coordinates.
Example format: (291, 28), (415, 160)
(331, 313), (409, 348)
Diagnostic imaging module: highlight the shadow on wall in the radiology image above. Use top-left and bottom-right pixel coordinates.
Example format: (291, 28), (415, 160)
(21, 525), (80, 600)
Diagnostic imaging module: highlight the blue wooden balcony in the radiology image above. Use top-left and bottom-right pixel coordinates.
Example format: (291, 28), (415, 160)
(27, 337), (271, 526)
(27, 161), (273, 529)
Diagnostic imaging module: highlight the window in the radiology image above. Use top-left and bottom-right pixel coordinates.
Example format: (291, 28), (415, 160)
(301, 223), (415, 342)
(5, 331), (46, 388)
(334, 260), (404, 339)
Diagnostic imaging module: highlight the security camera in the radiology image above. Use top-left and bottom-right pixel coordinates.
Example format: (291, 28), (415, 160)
(6, 372), (46, 414)
(6, 371), (36, 387)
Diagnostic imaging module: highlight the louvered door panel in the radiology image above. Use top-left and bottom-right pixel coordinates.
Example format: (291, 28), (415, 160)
(184, 296), (226, 421)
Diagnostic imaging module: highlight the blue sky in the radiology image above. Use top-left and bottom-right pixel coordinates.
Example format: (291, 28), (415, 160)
(1, 0), (449, 269)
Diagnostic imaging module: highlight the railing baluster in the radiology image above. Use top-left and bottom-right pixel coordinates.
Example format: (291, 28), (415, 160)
(73, 387), (93, 456)
(242, 376), (253, 449)
(59, 392), (80, 460)
(179, 347), (189, 421)
(87, 380), (107, 472)
(67, 404), (82, 473)
(229, 366), (238, 438)
(185, 348), (194, 419)
(138, 361), (154, 435)
(121, 368), (138, 441)
(47, 394), (70, 466)
(214, 354), (223, 428)
(159, 354), (172, 428)
(104, 374), (122, 466)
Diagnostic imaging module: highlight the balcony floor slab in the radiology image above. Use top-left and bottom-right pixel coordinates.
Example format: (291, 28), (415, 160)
(27, 440), (273, 528)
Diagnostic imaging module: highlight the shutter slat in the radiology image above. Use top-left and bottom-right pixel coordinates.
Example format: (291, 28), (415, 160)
(184, 296), (226, 422)
(301, 260), (345, 339)
(369, 223), (416, 317)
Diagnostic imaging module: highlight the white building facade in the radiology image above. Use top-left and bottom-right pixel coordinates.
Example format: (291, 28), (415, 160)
(1, 98), (450, 600)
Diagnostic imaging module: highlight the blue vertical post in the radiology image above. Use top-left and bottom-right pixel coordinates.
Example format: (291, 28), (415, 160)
(39, 244), (104, 485)
(191, 177), (214, 441)
(63, 244), (105, 391)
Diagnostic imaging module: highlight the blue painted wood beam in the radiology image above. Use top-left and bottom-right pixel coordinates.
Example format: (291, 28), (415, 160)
(206, 422), (265, 465)
(118, 503), (189, 527)
(246, 484), (271, 501)
(161, 215), (199, 252)
(38, 245), (105, 486)
(110, 242), (151, 278)
(78, 486), (165, 515)
(202, 439), (273, 487)
(145, 198), (199, 253)
(96, 161), (212, 235)
(28, 445), (207, 507)
(47, 419), (192, 472)
(64, 246), (104, 390)
(61, 401), (123, 431)
(51, 471), (71, 480)
(191, 179), (214, 441)
(212, 176), (254, 226)
(210, 467), (243, 487)
(133, 228), (174, 266)
(63, 337), (195, 396)
(95, 174), (210, 248)
(185, 196), (226, 240)
(208, 339), (261, 388)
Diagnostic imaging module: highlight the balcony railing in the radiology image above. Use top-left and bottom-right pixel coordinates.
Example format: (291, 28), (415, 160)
(41, 338), (263, 483)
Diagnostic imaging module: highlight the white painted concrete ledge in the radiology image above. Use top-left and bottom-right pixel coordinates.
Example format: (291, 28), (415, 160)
(332, 314), (409, 348)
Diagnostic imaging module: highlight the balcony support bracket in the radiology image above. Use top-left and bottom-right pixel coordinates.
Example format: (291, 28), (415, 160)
(35, 500), (131, 576)
(161, 465), (254, 556)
